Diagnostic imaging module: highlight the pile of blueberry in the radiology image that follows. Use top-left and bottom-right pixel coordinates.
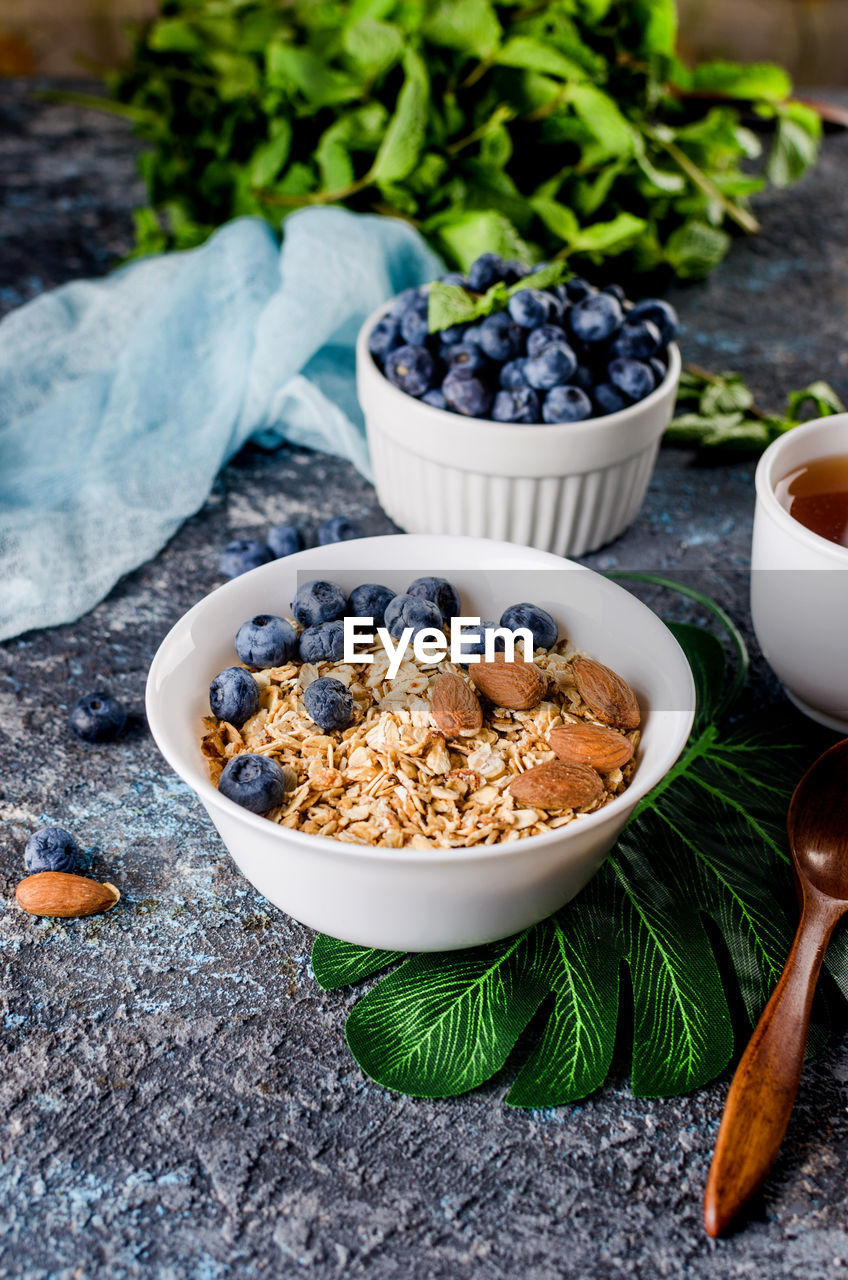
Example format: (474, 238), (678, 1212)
(220, 516), (365, 581)
(209, 575), (559, 816)
(369, 253), (678, 424)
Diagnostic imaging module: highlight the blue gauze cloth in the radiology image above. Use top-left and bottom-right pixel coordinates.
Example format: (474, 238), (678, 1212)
(0, 207), (442, 641)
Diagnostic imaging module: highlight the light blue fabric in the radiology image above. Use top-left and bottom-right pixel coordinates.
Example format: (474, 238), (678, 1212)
(0, 208), (442, 641)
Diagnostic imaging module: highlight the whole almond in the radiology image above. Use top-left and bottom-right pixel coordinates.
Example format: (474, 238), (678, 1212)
(572, 656), (640, 730)
(509, 759), (603, 810)
(15, 872), (120, 919)
(431, 673), (483, 737)
(469, 654), (546, 711)
(549, 723), (634, 772)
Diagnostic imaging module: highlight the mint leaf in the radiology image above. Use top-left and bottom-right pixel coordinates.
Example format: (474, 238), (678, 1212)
(530, 197), (580, 243)
(265, 42), (359, 106)
(341, 17), (403, 81)
(208, 51), (259, 101)
(632, 0), (677, 56)
(423, 0), (502, 60)
(665, 220), (731, 278)
(427, 281), (507, 332)
(786, 380), (846, 422)
(528, 201), (645, 259)
(666, 411), (747, 444)
(427, 263), (569, 333)
(766, 102), (823, 188)
(249, 124), (292, 187)
(428, 208), (529, 272)
(669, 367), (844, 452)
(372, 48), (429, 185)
(688, 60), (792, 102)
(148, 18), (203, 53)
(568, 84), (636, 158)
(511, 262), (569, 292)
(568, 212), (647, 255)
(315, 121), (355, 190)
(700, 377), (754, 415)
(495, 36), (589, 81)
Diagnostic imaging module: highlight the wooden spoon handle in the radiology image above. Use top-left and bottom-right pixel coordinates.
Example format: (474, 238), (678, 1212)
(704, 890), (844, 1237)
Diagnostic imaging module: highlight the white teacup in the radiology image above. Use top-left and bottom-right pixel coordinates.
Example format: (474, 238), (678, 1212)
(751, 413), (848, 732)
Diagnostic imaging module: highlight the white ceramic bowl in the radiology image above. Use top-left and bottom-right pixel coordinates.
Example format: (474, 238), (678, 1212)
(146, 535), (695, 951)
(356, 304), (681, 558)
(751, 413), (848, 732)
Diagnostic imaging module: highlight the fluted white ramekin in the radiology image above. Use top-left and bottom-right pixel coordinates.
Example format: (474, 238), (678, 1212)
(356, 303), (680, 557)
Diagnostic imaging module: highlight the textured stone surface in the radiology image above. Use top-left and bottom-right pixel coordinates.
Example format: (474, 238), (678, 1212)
(2, 83), (848, 1279)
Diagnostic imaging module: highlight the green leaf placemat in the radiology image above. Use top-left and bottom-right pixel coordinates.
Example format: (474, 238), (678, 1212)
(311, 580), (845, 1106)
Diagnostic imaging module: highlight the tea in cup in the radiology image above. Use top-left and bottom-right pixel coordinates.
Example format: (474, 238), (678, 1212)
(751, 414), (848, 731)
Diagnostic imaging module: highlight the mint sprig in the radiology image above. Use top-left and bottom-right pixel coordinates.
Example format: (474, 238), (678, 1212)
(669, 365), (845, 450)
(427, 262), (570, 333)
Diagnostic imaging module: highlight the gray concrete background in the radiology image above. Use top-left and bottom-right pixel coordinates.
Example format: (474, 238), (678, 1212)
(1, 82), (848, 1279)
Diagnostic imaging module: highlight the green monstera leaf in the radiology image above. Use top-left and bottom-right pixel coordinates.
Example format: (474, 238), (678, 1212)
(312, 580), (841, 1106)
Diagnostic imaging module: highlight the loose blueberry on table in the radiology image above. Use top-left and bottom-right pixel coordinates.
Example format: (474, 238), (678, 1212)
(69, 691), (127, 743)
(317, 516), (365, 546)
(371, 254), (678, 424)
(25, 826), (80, 874)
(220, 539), (275, 579)
(266, 524), (303, 558)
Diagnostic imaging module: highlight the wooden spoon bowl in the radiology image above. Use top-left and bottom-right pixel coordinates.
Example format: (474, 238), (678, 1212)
(704, 737), (848, 1237)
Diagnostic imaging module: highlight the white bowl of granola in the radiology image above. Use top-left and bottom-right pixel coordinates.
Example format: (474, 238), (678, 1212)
(146, 535), (694, 951)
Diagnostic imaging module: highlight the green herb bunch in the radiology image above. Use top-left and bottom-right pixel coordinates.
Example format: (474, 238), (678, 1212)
(107, 0), (821, 276)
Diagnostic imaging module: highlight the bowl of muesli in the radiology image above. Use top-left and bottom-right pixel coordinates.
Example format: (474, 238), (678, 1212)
(146, 535), (695, 951)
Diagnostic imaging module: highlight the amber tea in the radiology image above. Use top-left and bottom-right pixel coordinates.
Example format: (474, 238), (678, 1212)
(774, 453), (848, 550)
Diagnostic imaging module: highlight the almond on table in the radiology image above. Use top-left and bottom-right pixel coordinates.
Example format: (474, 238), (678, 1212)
(16, 872), (120, 919)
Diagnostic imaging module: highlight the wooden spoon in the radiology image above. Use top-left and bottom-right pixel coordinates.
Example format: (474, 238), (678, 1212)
(704, 737), (848, 1238)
